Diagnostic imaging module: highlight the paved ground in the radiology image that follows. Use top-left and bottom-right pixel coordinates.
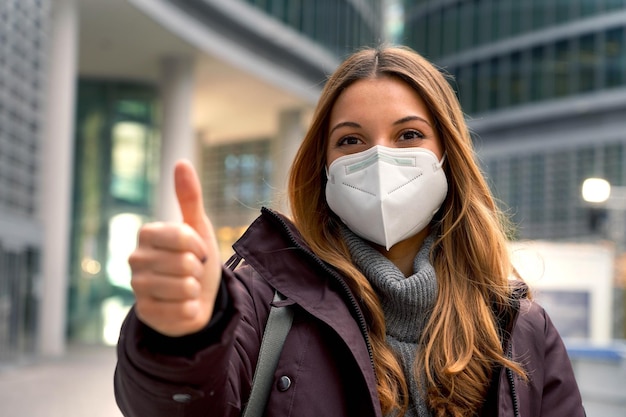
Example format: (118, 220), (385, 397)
(1, 342), (624, 416)
(0, 344), (122, 417)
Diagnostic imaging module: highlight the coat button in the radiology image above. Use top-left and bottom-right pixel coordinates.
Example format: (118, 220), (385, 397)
(172, 393), (192, 403)
(277, 376), (292, 391)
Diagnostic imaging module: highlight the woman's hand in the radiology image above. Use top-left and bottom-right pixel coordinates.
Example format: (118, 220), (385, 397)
(128, 160), (222, 337)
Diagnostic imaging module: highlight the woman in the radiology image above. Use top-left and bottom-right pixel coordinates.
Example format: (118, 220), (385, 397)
(115, 46), (585, 417)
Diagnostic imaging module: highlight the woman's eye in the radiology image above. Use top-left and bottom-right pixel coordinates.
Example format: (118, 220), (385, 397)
(400, 130), (424, 141)
(338, 136), (362, 146)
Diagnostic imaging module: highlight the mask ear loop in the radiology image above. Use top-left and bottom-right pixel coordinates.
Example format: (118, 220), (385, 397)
(435, 152), (447, 169)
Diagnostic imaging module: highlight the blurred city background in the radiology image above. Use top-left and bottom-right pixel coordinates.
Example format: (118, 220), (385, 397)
(0, 0), (625, 415)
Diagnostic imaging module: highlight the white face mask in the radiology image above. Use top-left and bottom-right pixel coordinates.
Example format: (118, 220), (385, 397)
(325, 145), (448, 250)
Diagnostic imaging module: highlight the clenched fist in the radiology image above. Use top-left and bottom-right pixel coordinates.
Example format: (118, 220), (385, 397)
(128, 160), (222, 337)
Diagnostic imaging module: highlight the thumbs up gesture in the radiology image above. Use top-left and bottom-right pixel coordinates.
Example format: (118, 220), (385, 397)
(128, 160), (222, 337)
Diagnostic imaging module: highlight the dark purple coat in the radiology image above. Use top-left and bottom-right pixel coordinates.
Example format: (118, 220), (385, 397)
(115, 208), (585, 417)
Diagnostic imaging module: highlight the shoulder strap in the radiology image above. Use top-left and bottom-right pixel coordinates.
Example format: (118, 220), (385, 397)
(241, 290), (294, 417)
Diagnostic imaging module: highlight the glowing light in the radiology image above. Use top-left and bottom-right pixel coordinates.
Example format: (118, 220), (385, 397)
(582, 178), (611, 203)
(106, 213), (144, 289)
(81, 257), (101, 275)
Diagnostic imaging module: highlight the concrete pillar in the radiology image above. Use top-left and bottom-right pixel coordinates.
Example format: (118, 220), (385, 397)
(39, 0), (78, 357)
(272, 109), (305, 214)
(156, 56), (196, 222)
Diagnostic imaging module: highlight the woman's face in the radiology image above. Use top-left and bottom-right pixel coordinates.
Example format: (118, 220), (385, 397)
(326, 76), (443, 167)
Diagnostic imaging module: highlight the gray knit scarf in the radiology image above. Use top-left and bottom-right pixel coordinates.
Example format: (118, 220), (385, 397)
(341, 226), (437, 417)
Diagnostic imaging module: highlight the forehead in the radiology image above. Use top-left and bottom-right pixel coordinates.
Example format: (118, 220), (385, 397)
(329, 76), (433, 122)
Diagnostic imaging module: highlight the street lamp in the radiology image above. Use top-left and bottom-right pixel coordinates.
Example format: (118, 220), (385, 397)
(581, 177), (626, 249)
(582, 178), (611, 204)
(581, 178), (626, 340)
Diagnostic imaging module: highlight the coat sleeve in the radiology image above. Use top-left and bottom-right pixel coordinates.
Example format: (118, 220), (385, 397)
(539, 309), (586, 416)
(114, 266), (273, 417)
(512, 300), (586, 417)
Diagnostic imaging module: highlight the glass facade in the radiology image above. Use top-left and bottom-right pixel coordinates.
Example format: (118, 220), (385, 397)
(484, 141), (626, 240)
(202, 140), (273, 260)
(405, 0), (626, 60)
(0, 0), (389, 357)
(447, 27), (626, 114)
(69, 80), (159, 344)
(0, 0), (48, 362)
(63, 0), (386, 346)
(244, 0), (382, 57)
(403, 1), (626, 114)
(402, 0), (626, 247)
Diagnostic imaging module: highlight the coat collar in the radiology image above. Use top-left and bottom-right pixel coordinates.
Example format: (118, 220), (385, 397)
(232, 208), (369, 336)
(232, 208), (341, 302)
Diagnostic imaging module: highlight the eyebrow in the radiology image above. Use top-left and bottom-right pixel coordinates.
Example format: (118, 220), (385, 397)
(329, 115), (432, 136)
(393, 115), (432, 126)
(329, 121), (361, 136)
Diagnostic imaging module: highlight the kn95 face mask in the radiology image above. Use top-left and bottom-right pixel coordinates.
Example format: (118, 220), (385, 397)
(325, 145), (447, 250)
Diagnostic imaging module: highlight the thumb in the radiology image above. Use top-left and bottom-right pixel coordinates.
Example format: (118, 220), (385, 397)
(174, 159), (211, 239)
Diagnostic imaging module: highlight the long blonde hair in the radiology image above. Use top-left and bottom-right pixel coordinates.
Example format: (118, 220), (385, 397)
(288, 46), (525, 416)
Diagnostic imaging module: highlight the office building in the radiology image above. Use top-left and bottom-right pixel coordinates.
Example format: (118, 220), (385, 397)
(401, 4), (626, 414)
(402, 0), (626, 242)
(0, 0), (383, 362)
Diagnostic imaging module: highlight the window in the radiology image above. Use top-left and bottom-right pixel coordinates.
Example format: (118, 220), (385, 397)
(477, 0), (491, 45)
(575, 147), (598, 188)
(531, 0), (549, 29)
(456, 64), (476, 113)
(509, 157), (524, 226)
(554, 40), (572, 97)
(530, 46), (546, 101)
(605, 0), (626, 11)
(412, 16), (428, 55)
(462, 62), (479, 114)
(442, 4), (459, 56)
(475, 60), (491, 113)
(426, 9), (443, 58)
(471, 0), (482, 47)
(604, 143), (624, 186)
(509, 52), (524, 105)
(202, 140), (273, 259)
(486, 158), (510, 212)
(605, 28), (625, 88)
(529, 154), (546, 223)
(555, 0), (572, 23)
(203, 140), (273, 215)
(470, 62), (481, 113)
(286, 0), (302, 29)
(490, 0), (503, 41)
(548, 151), (571, 225)
(269, 0), (287, 20)
(458, 0), (475, 50)
(509, 0), (524, 36)
(580, 0), (598, 16)
(110, 121), (152, 204)
(71, 80), (157, 345)
(487, 57), (501, 110)
(578, 34), (598, 93)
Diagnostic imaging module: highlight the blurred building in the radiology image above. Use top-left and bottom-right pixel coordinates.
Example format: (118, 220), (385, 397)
(402, 0), (626, 243)
(401, 4), (626, 414)
(402, 0), (626, 337)
(0, 0), (384, 363)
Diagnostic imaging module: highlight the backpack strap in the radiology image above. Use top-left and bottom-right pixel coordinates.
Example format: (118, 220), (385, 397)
(241, 290), (293, 417)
